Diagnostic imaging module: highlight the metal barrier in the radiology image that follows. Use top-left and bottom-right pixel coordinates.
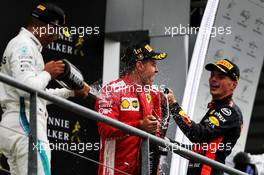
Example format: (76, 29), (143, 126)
(0, 73), (247, 175)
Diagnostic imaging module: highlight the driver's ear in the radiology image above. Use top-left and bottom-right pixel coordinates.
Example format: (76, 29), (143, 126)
(231, 80), (238, 91)
(135, 61), (144, 71)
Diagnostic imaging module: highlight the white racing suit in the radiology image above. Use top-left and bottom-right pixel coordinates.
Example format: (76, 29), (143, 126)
(0, 28), (74, 175)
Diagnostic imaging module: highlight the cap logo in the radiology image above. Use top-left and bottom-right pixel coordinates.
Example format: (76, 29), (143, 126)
(138, 54), (144, 59)
(153, 53), (167, 60)
(134, 48), (142, 55)
(145, 44), (153, 53)
(37, 5), (46, 11)
(216, 60), (233, 70)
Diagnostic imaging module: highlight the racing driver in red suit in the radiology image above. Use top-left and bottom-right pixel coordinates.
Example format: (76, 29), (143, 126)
(95, 43), (167, 175)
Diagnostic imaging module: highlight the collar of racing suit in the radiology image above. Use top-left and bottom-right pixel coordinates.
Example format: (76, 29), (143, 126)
(122, 75), (132, 84)
(207, 94), (233, 108)
(20, 27), (43, 52)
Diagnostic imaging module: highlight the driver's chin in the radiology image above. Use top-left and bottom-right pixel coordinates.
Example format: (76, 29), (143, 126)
(149, 78), (155, 86)
(210, 90), (221, 99)
(144, 80), (153, 86)
(210, 89), (216, 95)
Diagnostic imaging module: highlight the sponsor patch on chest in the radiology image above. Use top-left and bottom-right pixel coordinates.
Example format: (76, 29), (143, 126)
(208, 116), (220, 126)
(120, 97), (140, 111)
(221, 108), (232, 116)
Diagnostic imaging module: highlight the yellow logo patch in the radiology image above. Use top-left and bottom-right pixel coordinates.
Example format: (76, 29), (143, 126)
(179, 110), (192, 126)
(216, 60), (233, 70)
(153, 53), (167, 59)
(210, 110), (215, 115)
(71, 121), (81, 143)
(121, 99), (130, 109)
(179, 110), (186, 116)
(37, 5), (46, 11)
(120, 97), (140, 111)
(146, 94), (152, 103)
(209, 116), (220, 126)
(134, 48), (142, 54)
(144, 44), (153, 52)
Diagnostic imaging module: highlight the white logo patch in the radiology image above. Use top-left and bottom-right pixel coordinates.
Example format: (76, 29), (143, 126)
(98, 99), (113, 115)
(99, 108), (112, 115)
(221, 108), (232, 116)
(214, 112), (227, 122)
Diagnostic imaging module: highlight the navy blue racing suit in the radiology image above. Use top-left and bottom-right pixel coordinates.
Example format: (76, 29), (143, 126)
(170, 95), (243, 175)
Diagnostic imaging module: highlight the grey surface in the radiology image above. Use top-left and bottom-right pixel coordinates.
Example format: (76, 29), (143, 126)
(102, 39), (120, 85)
(143, 0), (190, 37)
(105, 0), (143, 33)
(151, 35), (188, 174)
(28, 93), (37, 175)
(151, 35), (188, 140)
(152, 36), (188, 107)
(188, 33), (197, 66)
(105, 0), (190, 36)
(246, 66), (264, 153)
(141, 138), (150, 175)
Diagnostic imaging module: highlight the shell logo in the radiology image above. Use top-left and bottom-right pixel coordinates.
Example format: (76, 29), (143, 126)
(121, 99), (130, 109)
(209, 116), (220, 126)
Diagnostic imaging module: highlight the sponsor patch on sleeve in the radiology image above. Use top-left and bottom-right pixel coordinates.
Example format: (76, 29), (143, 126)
(178, 110), (192, 126)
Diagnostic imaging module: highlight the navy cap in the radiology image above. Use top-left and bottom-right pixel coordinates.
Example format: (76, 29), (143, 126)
(122, 43), (167, 63)
(205, 59), (240, 81)
(31, 3), (65, 26)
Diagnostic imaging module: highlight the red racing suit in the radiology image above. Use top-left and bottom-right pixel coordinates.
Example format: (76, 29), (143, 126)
(170, 95), (243, 175)
(95, 76), (162, 175)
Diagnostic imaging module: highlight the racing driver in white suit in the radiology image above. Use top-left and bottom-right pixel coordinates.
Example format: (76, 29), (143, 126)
(0, 3), (90, 175)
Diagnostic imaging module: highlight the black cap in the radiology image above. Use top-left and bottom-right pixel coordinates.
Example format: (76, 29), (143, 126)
(122, 43), (167, 63)
(205, 59), (240, 81)
(31, 3), (65, 26)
